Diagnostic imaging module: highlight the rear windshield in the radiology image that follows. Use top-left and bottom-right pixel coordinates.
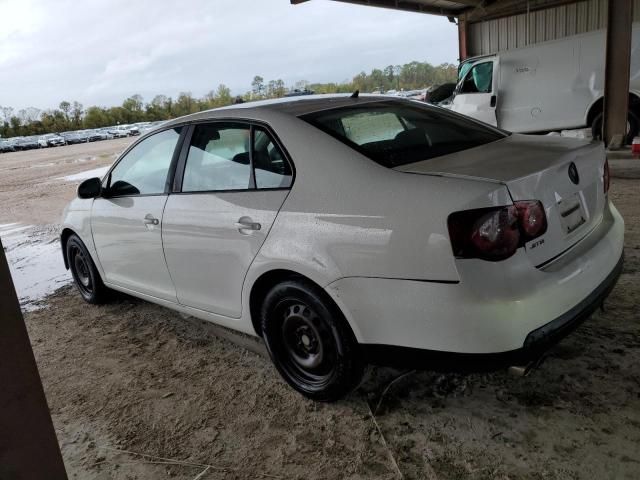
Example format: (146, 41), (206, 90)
(301, 101), (506, 168)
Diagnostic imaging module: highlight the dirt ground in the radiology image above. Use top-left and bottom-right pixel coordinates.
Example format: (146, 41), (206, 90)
(0, 138), (131, 225)
(1, 142), (639, 479)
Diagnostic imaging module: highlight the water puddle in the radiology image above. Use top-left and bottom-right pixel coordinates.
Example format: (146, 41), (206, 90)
(1, 223), (70, 311)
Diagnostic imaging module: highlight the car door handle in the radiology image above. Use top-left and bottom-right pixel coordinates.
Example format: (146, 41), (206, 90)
(143, 214), (159, 226)
(490, 95), (497, 108)
(235, 217), (261, 231)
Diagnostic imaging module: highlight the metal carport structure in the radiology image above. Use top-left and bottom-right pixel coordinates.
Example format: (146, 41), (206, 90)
(293, 0), (634, 150)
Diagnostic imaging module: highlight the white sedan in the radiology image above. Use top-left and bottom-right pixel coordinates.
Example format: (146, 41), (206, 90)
(61, 95), (624, 401)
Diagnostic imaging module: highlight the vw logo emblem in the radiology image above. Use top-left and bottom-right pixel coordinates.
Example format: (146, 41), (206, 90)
(568, 162), (580, 185)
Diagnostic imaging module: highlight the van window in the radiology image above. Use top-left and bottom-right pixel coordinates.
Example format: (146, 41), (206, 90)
(458, 62), (473, 82)
(460, 62), (493, 94)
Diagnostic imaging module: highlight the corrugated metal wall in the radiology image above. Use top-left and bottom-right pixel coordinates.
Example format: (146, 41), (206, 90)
(468, 0), (640, 56)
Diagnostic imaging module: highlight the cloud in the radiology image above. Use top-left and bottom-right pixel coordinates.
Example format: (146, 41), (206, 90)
(0, 0), (458, 110)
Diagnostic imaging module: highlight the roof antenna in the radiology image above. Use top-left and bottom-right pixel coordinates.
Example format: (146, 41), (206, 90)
(350, 89), (359, 99)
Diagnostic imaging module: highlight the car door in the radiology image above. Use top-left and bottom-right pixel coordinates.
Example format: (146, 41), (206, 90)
(162, 122), (293, 318)
(451, 60), (498, 127)
(91, 126), (183, 302)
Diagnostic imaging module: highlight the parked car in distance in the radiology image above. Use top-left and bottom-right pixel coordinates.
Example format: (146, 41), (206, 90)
(85, 130), (105, 142)
(60, 95), (624, 401)
(106, 126), (130, 138)
(97, 128), (114, 140)
(38, 133), (66, 147)
(0, 139), (16, 153)
(46, 133), (66, 147)
(14, 136), (40, 150)
(62, 131), (88, 145)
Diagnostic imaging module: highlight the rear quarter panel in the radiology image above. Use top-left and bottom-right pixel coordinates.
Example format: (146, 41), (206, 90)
(243, 113), (513, 290)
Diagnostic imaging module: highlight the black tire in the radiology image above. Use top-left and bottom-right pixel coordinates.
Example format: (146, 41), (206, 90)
(66, 234), (109, 304)
(260, 278), (364, 402)
(591, 110), (639, 144)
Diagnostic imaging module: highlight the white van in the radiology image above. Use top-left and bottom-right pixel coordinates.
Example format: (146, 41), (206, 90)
(450, 25), (640, 142)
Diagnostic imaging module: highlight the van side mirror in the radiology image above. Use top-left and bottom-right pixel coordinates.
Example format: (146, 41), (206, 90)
(77, 177), (102, 199)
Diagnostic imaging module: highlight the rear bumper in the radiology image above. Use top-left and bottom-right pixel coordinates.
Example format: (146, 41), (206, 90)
(326, 201), (625, 359)
(361, 252), (623, 370)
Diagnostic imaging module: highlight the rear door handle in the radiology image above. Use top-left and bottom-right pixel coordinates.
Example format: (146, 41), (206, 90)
(235, 217), (261, 232)
(490, 95), (497, 108)
(143, 214), (159, 226)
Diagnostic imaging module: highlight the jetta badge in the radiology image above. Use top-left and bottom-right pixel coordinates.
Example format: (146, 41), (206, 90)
(568, 162), (580, 185)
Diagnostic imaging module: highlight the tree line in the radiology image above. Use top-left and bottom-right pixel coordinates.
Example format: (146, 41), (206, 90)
(0, 60), (457, 138)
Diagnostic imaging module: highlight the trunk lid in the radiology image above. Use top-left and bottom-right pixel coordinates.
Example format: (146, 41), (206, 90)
(395, 134), (607, 266)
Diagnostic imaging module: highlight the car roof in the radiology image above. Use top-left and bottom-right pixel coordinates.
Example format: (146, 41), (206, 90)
(162, 94), (406, 127)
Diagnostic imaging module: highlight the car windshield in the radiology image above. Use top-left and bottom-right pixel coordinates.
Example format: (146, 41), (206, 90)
(301, 101), (506, 168)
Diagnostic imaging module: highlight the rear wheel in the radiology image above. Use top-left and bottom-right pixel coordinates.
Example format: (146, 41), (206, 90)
(591, 110), (639, 144)
(66, 234), (109, 304)
(260, 279), (364, 402)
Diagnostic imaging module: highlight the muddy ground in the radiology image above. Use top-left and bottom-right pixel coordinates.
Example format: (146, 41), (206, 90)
(1, 142), (639, 479)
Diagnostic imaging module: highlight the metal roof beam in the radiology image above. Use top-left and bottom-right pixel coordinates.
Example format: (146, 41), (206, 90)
(460, 0), (579, 23)
(291, 0), (464, 17)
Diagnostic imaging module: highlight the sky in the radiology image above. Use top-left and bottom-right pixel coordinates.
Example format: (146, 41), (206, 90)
(0, 0), (458, 111)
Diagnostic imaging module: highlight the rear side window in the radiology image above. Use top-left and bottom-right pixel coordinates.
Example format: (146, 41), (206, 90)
(253, 126), (292, 189)
(301, 101), (505, 168)
(182, 123), (252, 192)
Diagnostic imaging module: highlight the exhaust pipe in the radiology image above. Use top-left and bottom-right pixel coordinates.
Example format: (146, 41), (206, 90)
(508, 354), (547, 378)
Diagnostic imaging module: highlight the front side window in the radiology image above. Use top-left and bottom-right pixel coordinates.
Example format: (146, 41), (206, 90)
(460, 62), (493, 94)
(182, 123), (251, 192)
(107, 127), (182, 196)
(302, 101), (506, 168)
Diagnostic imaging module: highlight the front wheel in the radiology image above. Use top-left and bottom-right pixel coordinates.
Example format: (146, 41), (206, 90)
(260, 279), (364, 402)
(66, 234), (109, 304)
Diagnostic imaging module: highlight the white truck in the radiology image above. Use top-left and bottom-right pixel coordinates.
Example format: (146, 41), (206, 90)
(450, 25), (640, 142)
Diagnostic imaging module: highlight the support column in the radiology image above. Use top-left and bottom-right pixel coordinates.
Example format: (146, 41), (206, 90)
(0, 239), (68, 479)
(603, 0), (633, 149)
(458, 17), (469, 61)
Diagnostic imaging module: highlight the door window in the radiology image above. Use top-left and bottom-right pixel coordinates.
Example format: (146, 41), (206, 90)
(182, 123), (252, 192)
(107, 127), (182, 196)
(460, 62), (493, 94)
(253, 127), (292, 189)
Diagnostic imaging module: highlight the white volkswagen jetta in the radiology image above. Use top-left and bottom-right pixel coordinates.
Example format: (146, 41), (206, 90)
(61, 95), (624, 401)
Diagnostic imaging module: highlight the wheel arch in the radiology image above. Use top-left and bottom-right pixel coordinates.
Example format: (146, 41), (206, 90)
(60, 227), (76, 269)
(247, 268), (361, 342)
(585, 92), (640, 127)
(249, 269), (308, 337)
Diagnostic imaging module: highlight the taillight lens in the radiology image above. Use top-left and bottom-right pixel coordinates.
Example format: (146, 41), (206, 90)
(603, 159), (610, 194)
(448, 200), (547, 262)
(515, 200), (547, 240)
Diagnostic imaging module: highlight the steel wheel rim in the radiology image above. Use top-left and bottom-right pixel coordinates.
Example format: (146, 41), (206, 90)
(274, 299), (338, 389)
(70, 245), (93, 295)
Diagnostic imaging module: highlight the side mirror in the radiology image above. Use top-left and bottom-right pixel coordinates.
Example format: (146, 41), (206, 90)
(77, 177), (102, 199)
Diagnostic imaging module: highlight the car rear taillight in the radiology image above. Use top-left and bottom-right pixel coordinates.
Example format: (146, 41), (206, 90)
(448, 200), (547, 262)
(603, 159), (610, 195)
(515, 200), (547, 240)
